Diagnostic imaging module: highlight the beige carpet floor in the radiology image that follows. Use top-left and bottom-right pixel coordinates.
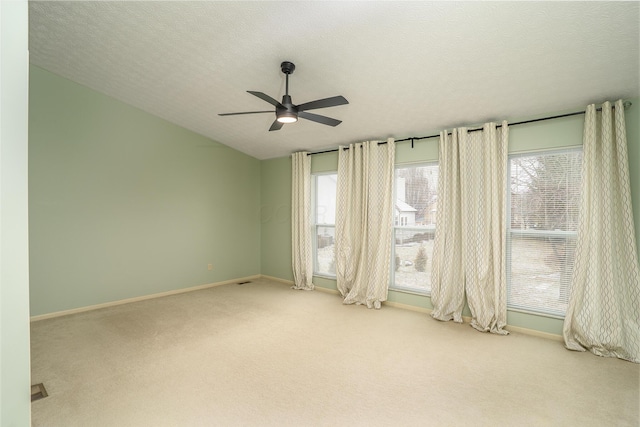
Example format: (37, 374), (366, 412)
(30, 278), (639, 426)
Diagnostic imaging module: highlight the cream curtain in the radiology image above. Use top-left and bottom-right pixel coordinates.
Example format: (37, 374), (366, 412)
(430, 129), (465, 322)
(335, 139), (395, 309)
(291, 151), (314, 291)
(431, 122), (509, 334)
(563, 100), (640, 363)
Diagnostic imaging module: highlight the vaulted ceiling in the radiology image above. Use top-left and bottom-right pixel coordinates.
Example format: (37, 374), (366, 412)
(29, 1), (640, 160)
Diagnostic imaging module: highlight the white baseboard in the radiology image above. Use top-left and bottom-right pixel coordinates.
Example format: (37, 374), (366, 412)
(504, 324), (563, 342)
(383, 299), (431, 314)
(32, 273), (564, 342)
(312, 286), (340, 295)
(263, 275), (563, 341)
(383, 300), (562, 341)
(260, 275), (294, 286)
(30, 275), (261, 322)
(260, 275), (341, 296)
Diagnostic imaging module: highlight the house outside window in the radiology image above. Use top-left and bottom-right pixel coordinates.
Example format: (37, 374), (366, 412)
(391, 163), (439, 293)
(312, 173), (337, 276)
(507, 148), (582, 317)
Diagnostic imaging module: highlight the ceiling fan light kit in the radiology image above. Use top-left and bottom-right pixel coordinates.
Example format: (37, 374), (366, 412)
(275, 92), (298, 123)
(219, 61), (348, 131)
(276, 112), (298, 124)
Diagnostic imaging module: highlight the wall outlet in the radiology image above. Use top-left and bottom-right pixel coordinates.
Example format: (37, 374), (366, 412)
(207, 263), (213, 271)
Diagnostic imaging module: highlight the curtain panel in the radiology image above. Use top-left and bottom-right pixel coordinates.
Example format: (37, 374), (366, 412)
(291, 151), (314, 291)
(335, 139), (395, 309)
(563, 100), (640, 363)
(431, 122), (509, 334)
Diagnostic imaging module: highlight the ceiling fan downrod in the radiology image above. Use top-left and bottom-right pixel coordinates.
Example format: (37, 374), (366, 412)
(280, 61), (296, 97)
(278, 61), (297, 122)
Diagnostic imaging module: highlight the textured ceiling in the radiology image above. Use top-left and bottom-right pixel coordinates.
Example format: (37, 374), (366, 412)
(29, 1), (640, 160)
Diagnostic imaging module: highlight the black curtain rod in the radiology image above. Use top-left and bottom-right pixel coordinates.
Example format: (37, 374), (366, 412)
(307, 101), (632, 155)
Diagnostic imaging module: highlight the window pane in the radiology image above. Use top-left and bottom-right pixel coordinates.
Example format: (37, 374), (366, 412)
(316, 174), (337, 224)
(313, 174), (337, 277)
(508, 234), (576, 316)
(315, 226), (335, 276)
(507, 150), (582, 316)
(394, 228), (435, 292)
(395, 165), (438, 226)
(392, 163), (438, 293)
(510, 152), (581, 231)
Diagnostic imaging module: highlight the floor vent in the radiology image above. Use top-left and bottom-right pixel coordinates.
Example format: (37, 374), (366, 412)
(237, 281), (251, 285)
(31, 383), (48, 402)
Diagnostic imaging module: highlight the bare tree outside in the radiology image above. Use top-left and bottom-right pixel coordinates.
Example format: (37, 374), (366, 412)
(508, 150), (582, 315)
(393, 164), (438, 292)
(397, 167), (435, 224)
(511, 153), (582, 231)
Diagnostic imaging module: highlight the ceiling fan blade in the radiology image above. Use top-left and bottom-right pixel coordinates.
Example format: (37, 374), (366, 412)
(248, 91), (283, 107)
(297, 96), (348, 112)
(218, 111), (273, 116)
(269, 120), (284, 131)
(298, 111), (342, 127)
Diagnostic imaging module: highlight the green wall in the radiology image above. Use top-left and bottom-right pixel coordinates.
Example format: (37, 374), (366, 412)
(260, 99), (640, 336)
(1, 1), (31, 425)
(260, 156), (293, 280)
(29, 66), (261, 316)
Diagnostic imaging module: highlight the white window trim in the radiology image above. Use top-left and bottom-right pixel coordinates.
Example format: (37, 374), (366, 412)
(390, 161), (438, 295)
(505, 147), (582, 318)
(312, 172), (337, 278)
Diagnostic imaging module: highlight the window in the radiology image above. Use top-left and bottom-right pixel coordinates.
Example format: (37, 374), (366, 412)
(313, 173), (337, 276)
(506, 149), (582, 316)
(391, 163), (439, 293)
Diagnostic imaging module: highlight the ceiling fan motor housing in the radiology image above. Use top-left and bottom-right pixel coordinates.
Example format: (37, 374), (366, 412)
(279, 95), (297, 112)
(280, 61), (295, 75)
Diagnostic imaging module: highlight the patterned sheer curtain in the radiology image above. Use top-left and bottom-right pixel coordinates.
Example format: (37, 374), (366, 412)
(431, 122), (509, 334)
(291, 152), (314, 291)
(335, 139), (395, 309)
(563, 100), (640, 363)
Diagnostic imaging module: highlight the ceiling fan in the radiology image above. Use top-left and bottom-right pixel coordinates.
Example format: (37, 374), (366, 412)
(218, 61), (348, 131)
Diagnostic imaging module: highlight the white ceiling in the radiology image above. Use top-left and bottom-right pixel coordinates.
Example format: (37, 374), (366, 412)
(29, 1), (640, 160)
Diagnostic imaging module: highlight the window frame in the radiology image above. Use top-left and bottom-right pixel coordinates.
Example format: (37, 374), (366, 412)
(390, 161), (439, 295)
(312, 172), (337, 278)
(505, 147), (583, 318)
